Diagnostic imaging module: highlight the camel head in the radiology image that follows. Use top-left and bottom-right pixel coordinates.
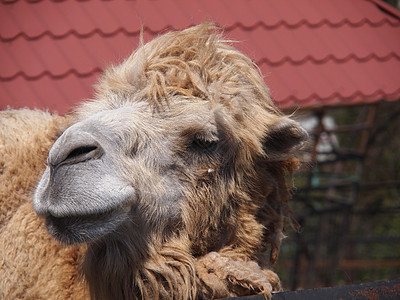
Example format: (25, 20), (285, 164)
(33, 23), (307, 298)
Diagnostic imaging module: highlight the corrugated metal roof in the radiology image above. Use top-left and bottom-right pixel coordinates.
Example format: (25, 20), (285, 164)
(1, 0), (399, 114)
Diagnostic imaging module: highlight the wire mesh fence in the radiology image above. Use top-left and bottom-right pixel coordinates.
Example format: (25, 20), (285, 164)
(276, 102), (400, 290)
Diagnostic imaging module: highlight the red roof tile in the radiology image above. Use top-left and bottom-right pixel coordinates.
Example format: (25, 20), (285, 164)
(1, 0), (399, 114)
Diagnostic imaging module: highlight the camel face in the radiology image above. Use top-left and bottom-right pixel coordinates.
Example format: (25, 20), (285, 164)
(33, 98), (232, 244)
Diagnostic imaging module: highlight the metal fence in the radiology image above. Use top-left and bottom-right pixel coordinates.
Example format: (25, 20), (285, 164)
(276, 102), (400, 290)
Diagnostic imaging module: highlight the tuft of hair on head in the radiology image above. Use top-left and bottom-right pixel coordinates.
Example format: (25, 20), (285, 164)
(79, 22), (281, 117)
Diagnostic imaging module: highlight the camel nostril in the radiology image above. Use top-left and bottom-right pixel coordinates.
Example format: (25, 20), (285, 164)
(47, 127), (105, 168)
(62, 145), (101, 165)
(66, 145), (98, 161)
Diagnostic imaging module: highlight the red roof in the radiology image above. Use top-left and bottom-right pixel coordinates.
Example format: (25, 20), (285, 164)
(1, 0), (399, 114)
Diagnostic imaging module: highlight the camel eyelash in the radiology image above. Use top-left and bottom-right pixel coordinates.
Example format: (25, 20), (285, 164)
(180, 127), (219, 154)
(189, 138), (218, 153)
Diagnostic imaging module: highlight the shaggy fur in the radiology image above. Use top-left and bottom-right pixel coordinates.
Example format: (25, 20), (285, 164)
(0, 109), (66, 227)
(0, 24), (307, 299)
(0, 110), (87, 298)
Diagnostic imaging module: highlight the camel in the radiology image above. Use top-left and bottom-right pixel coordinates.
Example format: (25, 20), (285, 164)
(0, 23), (307, 299)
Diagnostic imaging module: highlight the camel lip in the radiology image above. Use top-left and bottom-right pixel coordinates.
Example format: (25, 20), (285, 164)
(45, 210), (126, 245)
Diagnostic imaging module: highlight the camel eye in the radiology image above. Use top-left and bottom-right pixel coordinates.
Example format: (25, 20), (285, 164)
(189, 138), (218, 153)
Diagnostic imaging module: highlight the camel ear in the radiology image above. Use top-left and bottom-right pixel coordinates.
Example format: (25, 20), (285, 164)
(263, 118), (308, 160)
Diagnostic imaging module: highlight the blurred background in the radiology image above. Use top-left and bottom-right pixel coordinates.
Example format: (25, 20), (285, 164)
(1, 0), (399, 291)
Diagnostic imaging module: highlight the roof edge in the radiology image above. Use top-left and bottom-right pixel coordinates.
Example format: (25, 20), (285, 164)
(278, 87), (400, 109)
(367, 0), (400, 19)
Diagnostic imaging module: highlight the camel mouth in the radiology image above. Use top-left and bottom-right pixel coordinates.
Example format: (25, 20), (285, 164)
(45, 210), (126, 245)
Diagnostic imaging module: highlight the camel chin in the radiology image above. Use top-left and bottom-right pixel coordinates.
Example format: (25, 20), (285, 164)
(45, 210), (126, 244)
